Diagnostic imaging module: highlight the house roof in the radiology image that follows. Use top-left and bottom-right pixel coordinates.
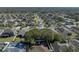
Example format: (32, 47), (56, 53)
(18, 27), (30, 36)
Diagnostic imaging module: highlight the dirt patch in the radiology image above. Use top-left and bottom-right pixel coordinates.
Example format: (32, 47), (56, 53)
(29, 45), (49, 52)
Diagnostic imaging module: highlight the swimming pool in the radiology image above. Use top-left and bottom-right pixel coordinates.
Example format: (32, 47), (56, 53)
(15, 42), (26, 49)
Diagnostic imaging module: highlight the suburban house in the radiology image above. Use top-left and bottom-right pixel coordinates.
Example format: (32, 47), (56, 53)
(0, 29), (15, 37)
(18, 26), (30, 38)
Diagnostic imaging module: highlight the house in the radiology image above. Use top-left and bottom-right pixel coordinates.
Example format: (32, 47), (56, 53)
(18, 26), (30, 38)
(0, 29), (15, 37)
(0, 29), (4, 36)
(55, 27), (71, 37)
(71, 27), (79, 34)
(65, 21), (74, 25)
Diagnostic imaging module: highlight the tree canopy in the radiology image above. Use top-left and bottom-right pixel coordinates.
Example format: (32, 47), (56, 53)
(24, 28), (65, 44)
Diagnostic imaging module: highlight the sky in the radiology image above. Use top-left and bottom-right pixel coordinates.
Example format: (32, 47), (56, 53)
(0, 0), (79, 7)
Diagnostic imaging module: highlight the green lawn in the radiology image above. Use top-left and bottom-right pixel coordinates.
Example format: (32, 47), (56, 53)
(0, 37), (22, 42)
(14, 37), (24, 42)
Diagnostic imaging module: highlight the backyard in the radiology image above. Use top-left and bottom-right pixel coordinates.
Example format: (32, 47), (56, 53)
(0, 37), (22, 42)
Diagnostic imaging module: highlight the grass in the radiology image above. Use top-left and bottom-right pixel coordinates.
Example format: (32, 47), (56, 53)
(0, 37), (22, 42)
(14, 37), (24, 42)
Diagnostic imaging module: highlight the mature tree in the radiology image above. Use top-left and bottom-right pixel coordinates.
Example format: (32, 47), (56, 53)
(24, 28), (65, 44)
(54, 32), (65, 43)
(40, 29), (54, 42)
(24, 31), (34, 43)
